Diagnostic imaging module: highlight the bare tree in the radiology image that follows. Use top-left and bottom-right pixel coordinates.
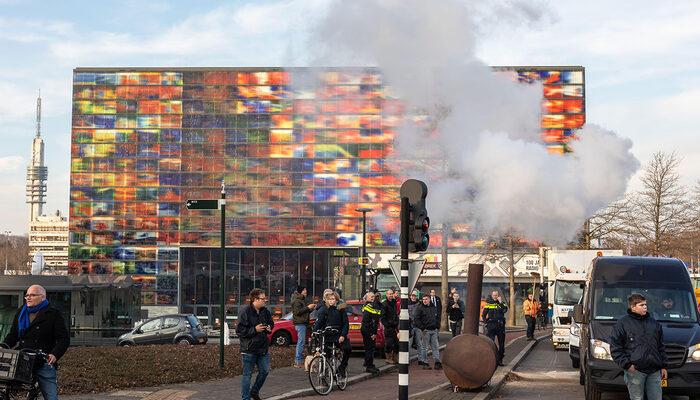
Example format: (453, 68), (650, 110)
(628, 152), (691, 256)
(488, 232), (531, 327)
(575, 198), (631, 249)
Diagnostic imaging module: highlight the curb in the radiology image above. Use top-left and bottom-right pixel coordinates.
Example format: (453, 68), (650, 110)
(267, 344), (448, 400)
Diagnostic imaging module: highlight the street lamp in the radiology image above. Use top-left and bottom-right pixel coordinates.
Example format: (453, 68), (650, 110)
(3, 230), (11, 274)
(355, 208), (373, 296)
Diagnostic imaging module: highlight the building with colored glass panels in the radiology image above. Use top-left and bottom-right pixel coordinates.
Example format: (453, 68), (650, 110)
(69, 67), (584, 319)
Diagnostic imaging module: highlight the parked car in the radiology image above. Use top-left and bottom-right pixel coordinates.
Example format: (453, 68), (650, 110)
(118, 314), (208, 346)
(268, 300), (385, 354)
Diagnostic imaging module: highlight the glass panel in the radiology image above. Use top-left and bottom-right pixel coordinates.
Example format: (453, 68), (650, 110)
(0, 294), (20, 339)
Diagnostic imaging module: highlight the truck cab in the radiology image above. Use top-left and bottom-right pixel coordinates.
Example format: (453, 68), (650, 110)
(574, 257), (700, 400)
(552, 272), (586, 349)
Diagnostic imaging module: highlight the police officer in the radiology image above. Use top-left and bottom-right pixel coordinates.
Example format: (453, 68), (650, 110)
(360, 292), (382, 374)
(481, 290), (508, 366)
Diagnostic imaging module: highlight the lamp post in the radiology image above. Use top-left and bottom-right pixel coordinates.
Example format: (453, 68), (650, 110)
(355, 208), (372, 297)
(3, 230), (11, 274)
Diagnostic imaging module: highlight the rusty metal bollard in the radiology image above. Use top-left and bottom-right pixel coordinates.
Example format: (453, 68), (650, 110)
(441, 264), (497, 390)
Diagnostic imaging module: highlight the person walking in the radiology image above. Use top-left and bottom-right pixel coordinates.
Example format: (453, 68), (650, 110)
(360, 292), (382, 374)
(236, 288), (274, 400)
(290, 286), (316, 368)
(609, 293), (667, 400)
(482, 290), (508, 366)
(429, 289), (442, 329)
(313, 291), (351, 376)
(447, 292), (465, 337)
(523, 292), (539, 340)
(2, 284), (69, 400)
(415, 294), (442, 369)
(381, 289), (399, 364)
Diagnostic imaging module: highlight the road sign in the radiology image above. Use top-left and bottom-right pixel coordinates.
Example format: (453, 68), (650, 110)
(387, 257), (426, 295)
(186, 199), (219, 210)
(358, 257), (369, 265)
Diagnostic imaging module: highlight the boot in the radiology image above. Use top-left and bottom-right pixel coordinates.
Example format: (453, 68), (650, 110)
(434, 361), (442, 370)
(392, 351), (399, 364)
(386, 351), (397, 364)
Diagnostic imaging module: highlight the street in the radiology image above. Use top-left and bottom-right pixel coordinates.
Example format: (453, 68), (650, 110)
(494, 338), (691, 400)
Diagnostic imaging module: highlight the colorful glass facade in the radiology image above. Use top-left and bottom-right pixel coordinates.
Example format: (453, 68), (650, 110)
(69, 67), (585, 307)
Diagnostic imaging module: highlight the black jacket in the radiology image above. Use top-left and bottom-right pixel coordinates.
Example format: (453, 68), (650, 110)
(381, 299), (399, 330)
(361, 302), (382, 336)
(447, 299), (465, 321)
(313, 305), (349, 341)
(609, 310), (667, 373)
(236, 305), (274, 354)
(3, 306), (69, 365)
(290, 293), (312, 325)
(430, 295), (442, 326)
(414, 303), (439, 330)
(481, 297), (508, 328)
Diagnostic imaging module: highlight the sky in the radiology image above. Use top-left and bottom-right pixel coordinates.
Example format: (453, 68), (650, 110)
(1, 0), (699, 235)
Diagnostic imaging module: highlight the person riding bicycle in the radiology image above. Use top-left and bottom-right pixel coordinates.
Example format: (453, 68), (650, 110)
(1, 285), (69, 400)
(312, 291), (350, 377)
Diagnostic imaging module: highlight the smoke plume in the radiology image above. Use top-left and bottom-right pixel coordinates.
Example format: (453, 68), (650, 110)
(307, 0), (639, 243)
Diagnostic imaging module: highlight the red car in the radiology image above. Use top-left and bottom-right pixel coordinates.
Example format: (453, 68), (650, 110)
(268, 300), (385, 354)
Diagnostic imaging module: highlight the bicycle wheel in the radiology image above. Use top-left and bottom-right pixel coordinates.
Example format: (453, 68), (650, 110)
(308, 355), (333, 395)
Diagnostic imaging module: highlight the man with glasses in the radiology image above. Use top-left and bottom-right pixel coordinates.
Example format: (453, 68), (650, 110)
(236, 289), (274, 400)
(2, 285), (69, 400)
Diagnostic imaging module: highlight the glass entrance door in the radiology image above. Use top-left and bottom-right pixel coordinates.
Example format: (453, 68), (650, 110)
(0, 293), (21, 340)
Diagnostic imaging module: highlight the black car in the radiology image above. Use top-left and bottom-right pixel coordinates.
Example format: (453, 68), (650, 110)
(574, 257), (700, 400)
(118, 314), (208, 346)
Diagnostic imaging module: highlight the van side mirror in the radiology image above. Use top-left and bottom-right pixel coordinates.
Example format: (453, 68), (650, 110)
(573, 304), (585, 324)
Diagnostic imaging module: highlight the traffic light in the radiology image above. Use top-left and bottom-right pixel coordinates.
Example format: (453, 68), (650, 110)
(399, 179), (429, 253)
(408, 201), (430, 252)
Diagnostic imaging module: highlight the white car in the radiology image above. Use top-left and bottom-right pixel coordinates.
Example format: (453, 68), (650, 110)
(569, 321), (580, 368)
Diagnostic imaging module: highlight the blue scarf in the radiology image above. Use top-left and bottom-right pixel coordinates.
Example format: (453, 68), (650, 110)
(18, 299), (49, 337)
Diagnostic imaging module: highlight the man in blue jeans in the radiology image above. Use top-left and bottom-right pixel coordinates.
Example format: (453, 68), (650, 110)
(2, 284), (69, 400)
(414, 294), (441, 370)
(236, 288), (275, 400)
(290, 286), (316, 368)
(609, 293), (667, 400)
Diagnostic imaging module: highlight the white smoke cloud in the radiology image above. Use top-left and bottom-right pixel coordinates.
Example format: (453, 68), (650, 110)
(308, 0), (639, 243)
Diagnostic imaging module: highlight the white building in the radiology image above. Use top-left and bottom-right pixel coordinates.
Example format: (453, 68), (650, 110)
(28, 211), (69, 274)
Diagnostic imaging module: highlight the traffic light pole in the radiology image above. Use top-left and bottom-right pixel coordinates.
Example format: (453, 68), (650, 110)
(361, 211), (367, 296)
(398, 196), (410, 400)
(219, 181), (226, 369)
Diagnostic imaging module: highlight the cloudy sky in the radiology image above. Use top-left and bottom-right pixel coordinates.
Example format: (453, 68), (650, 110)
(1, 0), (698, 235)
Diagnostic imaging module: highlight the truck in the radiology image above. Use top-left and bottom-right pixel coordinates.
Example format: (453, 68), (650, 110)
(542, 248), (623, 350)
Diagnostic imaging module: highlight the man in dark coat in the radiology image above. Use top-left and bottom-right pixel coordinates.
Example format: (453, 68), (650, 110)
(429, 289), (442, 328)
(381, 289), (399, 364)
(236, 288), (275, 400)
(290, 287), (316, 368)
(446, 292), (465, 337)
(414, 293), (442, 369)
(609, 293), (667, 400)
(313, 291), (351, 375)
(2, 284), (69, 400)
(481, 290), (508, 366)
(360, 291), (382, 373)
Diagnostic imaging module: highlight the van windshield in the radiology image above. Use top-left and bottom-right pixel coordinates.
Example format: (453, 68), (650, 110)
(555, 281), (584, 305)
(593, 283), (698, 322)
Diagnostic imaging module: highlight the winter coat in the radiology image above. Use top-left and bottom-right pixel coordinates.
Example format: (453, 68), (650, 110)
(414, 302), (439, 331)
(609, 310), (667, 374)
(361, 302), (382, 336)
(3, 306), (70, 366)
(291, 292), (312, 325)
(447, 299), (465, 322)
(481, 297), (508, 329)
(523, 298), (539, 317)
(236, 304), (274, 354)
(381, 299), (399, 330)
(313, 305), (349, 342)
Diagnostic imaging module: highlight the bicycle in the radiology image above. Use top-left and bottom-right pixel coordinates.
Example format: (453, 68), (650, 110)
(0, 344), (46, 400)
(307, 327), (348, 395)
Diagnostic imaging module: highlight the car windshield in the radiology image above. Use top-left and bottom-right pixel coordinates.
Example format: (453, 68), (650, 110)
(555, 281), (584, 306)
(593, 282), (698, 322)
(345, 304), (363, 316)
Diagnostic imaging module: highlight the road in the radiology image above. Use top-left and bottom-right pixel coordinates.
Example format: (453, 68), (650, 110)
(494, 337), (691, 400)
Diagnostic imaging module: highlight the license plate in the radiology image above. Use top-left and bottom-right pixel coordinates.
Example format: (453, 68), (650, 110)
(661, 379), (667, 387)
(349, 324), (361, 330)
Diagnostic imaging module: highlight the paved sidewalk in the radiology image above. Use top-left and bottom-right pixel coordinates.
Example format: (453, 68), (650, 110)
(63, 332), (457, 400)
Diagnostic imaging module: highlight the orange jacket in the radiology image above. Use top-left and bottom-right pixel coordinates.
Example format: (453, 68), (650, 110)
(523, 298), (539, 317)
